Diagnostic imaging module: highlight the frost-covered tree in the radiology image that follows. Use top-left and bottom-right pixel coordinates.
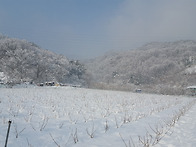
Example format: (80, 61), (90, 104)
(0, 34), (88, 86)
(85, 40), (196, 95)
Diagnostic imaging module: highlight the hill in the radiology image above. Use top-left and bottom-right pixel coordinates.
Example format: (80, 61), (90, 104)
(0, 35), (88, 86)
(85, 40), (196, 95)
(1, 34), (195, 95)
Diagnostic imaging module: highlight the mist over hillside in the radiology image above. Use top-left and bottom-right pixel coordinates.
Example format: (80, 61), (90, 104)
(0, 35), (88, 86)
(85, 40), (196, 95)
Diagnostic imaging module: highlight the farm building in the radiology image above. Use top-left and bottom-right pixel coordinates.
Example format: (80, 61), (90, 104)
(186, 86), (196, 96)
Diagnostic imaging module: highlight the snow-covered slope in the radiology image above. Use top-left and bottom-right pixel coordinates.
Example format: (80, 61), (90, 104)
(0, 87), (195, 146)
(85, 40), (196, 95)
(185, 65), (196, 74)
(0, 35), (87, 85)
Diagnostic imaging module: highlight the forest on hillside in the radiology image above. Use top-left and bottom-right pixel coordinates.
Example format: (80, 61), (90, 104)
(1, 34), (196, 95)
(85, 41), (196, 95)
(0, 35), (88, 86)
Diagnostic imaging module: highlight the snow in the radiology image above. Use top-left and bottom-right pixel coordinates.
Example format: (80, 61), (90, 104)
(0, 72), (8, 83)
(158, 104), (196, 147)
(185, 65), (196, 74)
(0, 87), (196, 147)
(187, 86), (196, 89)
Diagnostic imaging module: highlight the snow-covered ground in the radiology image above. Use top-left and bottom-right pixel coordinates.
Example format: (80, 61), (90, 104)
(0, 87), (195, 147)
(158, 102), (196, 147)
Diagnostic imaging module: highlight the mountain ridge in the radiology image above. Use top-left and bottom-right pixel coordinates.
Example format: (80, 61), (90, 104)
(0, 34), (88, 86)
(85, 40), (196, 95)
(1, 34), (195, 95)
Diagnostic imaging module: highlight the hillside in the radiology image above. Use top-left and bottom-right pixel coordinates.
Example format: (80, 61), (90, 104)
(85, 40), (196, 95)
(1, 34), (196, 95)
(0, 35), (88, 86)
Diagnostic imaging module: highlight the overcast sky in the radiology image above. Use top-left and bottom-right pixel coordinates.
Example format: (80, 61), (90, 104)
(1, 0), (196, 59)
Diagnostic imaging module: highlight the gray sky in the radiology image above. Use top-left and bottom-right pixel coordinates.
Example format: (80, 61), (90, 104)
(1, 0), (196, 59)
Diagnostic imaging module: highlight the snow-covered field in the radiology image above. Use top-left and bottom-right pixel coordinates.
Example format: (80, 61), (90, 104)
(0, 87), (196, 147)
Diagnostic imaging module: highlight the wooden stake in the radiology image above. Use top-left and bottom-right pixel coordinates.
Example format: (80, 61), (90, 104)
(5, 120), (12, 147)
